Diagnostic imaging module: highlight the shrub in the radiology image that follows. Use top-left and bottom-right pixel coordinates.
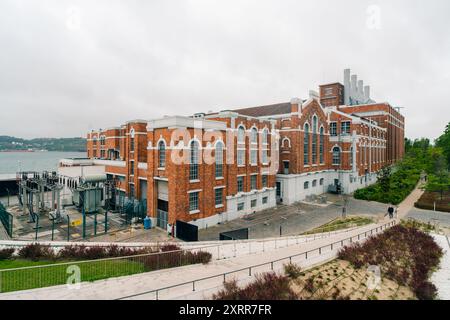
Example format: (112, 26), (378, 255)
(304, 277), (315, 293)
(414, 281), (438, 300)
(284, 263), (302, 279)
(18, 243), (56, 261)
(337, 225), (443, 300)
(0, 248), (15, 261)
(213, 272), (297, 300)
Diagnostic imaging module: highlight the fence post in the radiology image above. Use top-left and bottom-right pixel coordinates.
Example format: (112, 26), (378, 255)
(67, 215), (70, 241)
(305, 252), (308, 260)
(249, 267), (252, 276)
(104, 211), (108, 234)
(319, 247), (322, 255)
(192, 281), (195, 291)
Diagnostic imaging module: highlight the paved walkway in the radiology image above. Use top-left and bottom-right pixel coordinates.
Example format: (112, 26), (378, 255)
(396, 184), (425, 219)
(431, 234), (450, 300)
(0, 221), (394, 300)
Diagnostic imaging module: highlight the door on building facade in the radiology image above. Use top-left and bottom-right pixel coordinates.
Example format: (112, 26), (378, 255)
(156, 180), (169, 229)
(283, 161), (290, 175)
(157, 199), (168, 229)
(276, 182), (282, 203)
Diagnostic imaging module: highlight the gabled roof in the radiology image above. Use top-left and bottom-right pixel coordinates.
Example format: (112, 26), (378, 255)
(230, 102), (293, 117)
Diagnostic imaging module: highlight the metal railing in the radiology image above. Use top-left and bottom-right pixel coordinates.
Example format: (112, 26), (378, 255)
(0, 223), (374, 294)
(117, 220), (397, 300)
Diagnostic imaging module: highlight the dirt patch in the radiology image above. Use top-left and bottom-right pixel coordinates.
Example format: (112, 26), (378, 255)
(291, 260), (415, 300)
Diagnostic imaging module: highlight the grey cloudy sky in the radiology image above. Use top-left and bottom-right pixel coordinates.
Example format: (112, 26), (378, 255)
(0, 0), (449, 141)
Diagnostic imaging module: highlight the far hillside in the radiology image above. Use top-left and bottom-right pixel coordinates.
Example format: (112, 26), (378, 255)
(0, 136), (86, 152)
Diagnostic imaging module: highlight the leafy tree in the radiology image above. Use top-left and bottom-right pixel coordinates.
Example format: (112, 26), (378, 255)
(435, 122), (450, 169)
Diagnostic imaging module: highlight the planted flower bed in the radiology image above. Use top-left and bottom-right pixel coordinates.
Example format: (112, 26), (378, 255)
(338, 224), (443, 300)
(0, 243), (212, 293)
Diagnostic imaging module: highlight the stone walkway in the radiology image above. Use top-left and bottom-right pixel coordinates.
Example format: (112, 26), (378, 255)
(431, 234), (450, 300)
(0, 221), (393, 300)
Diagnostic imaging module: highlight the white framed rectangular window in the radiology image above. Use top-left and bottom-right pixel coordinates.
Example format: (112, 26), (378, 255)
(215, 188), (223, 206)
(251, 175), (257, 191)
(189, 192), (199, 212)
(237, 149), (245, 166)
(237, 176), (244, 193)
(341, 121), (351, 135)
(237, 202), (245, 211)
(251, 199), (257, 208)
(262, 197), (268, 204)
(262, 175), (268, 188)
(250, 149), (258, 165)
(330, 122), (337, 136)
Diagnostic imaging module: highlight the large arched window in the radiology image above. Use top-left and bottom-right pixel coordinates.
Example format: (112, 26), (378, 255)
(250, 127), (258, 144)
(215, 141), (224, 178)
(189, 140), (199, 181)
(332, 147), (341, 165)
(319, 127), (324, 164)
(262, 128), (268, 144)
(237, 126), (246, 144)
(158, 140), (166, 168)
(312, 116), (318, 164)
(304, 123), (310, 165)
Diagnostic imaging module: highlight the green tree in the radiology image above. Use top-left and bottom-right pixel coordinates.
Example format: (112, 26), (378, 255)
(435, 122), (450, 169)
(426, 152), (450, 200)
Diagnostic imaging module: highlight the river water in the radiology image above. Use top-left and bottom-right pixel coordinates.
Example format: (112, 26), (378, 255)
(0, 151), (86, 175)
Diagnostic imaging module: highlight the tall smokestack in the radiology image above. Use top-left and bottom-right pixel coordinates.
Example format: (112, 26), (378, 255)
(358, 80), (364, 102)
(344, 69), (351, 105)
(351, 75), (358, 101)
(364, 86), (371, 102)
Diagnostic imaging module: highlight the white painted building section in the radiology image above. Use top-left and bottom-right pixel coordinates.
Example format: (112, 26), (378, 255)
(190, 188), (276, 230)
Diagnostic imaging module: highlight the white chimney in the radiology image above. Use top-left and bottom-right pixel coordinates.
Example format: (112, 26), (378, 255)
(351, 75), (358, 100)
(358, 80), (364, 102)
(364, 86), (371, 102)
(344, 69), (351, 105)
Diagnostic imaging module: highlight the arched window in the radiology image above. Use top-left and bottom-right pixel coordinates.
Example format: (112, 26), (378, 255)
(237, 126), (246, 144)
(215, 141), (224, 178)
(282, 137), (291, 148)
(304, 123), (310, 165)
(312, 117), (318, 164)
(319, 127), (324, 164)
(189, 140), (199, 181)
(304, 181), (309, 189)
(158, 141), (166, 168)
(250, 127), (258, 144)
(332, 147), (341, 165)
(262, 129), (268, 144)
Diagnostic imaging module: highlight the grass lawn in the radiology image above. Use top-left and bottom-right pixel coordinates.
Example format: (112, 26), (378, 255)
(302, 216), (374, 235)
(0, 259), (146, 293)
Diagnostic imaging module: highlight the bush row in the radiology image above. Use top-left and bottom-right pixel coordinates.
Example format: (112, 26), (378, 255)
(1, 243), (212, 266)
(213, 272), (298, 300)
(338, 224), (443, 300)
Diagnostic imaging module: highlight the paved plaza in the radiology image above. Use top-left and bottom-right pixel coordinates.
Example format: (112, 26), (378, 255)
(199, 194), (390, 241)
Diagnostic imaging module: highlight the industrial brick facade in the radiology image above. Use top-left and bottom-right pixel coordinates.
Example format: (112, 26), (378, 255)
(84, 69), (404, 228)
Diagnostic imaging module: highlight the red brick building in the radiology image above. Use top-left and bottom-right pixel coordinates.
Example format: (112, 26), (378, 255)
(83, 69), (404, 227)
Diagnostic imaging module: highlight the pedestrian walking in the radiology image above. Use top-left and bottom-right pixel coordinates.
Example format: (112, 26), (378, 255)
(387, 206), (394, 219)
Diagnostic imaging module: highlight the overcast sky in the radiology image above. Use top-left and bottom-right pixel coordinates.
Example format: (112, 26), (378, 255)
(0, 0), (449, 141)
